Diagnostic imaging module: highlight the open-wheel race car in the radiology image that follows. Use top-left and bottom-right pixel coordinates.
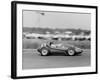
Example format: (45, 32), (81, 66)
(37, 41), (83, 56)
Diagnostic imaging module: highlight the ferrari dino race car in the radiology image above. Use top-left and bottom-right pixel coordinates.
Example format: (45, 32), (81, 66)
(37, 41), (83, 56)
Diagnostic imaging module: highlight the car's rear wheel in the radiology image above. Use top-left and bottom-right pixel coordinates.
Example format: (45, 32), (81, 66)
(67, 47), (75, 56)
(40, 48), (49, 56)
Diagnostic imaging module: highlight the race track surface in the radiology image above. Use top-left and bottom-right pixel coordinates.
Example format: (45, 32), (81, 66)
(22, 49), (91, 70)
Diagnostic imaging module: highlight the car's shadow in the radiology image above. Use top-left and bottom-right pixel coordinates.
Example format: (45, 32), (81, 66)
(50, 52), (81, 56)
(50, 52), (65, 56)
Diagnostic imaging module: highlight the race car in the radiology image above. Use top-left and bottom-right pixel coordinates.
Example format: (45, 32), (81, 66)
(37, 41), (83, 56)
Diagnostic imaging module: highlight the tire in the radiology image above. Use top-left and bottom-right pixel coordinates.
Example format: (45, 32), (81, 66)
(67, 47), (75, 56)
(40, 48), (49, 56)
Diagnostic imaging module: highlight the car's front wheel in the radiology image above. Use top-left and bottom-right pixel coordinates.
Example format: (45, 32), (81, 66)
(40, 48), (49, 56)
(67, 47), (75, 56)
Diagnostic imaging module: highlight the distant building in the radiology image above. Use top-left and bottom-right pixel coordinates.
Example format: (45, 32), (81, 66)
(45, 31), (50, 34)
(55, 31), (60, 34)
(64, 31), (72, 34)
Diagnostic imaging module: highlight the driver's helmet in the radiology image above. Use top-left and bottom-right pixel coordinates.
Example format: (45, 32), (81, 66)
(47, 41), (54, 46)
(49, 41), (53, 46)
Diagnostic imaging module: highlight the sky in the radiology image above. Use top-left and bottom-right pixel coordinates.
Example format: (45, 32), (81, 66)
(23, 10), (91, 30)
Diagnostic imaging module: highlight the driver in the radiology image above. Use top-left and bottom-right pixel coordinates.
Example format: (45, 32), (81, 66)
(49, 41), (56, 48)
(49, 41), (53, 46)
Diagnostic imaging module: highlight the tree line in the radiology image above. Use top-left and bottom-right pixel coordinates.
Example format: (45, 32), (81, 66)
(23, 27), (90, 35)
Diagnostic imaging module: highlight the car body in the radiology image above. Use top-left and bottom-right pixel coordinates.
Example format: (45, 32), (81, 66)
(37, 41), (83, 56)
